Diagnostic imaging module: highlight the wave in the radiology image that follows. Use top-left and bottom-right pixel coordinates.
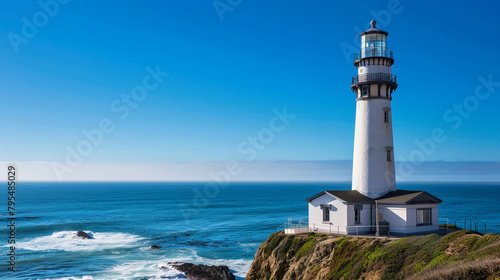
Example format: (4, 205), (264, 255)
(13, 231), (252, 279)
(104, 258), (251, 280)
(108, 260), (187, 280)
(15, 231), (146, 252)
(34, 257), (251, 280)
(50, 277), (95, 280)
(93, 249), (252, 280)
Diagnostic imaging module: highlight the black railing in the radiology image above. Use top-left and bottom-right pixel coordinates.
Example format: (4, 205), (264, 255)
(463, 219), (496, 235)
(352, 73), (397, 84)
(354, 49), (393, 60)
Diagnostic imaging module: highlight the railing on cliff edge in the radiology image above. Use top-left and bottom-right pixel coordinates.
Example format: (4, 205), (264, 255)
(462, 219), (496, 235)
(277, 217), (496, 236)
(277, 217), (309, 233)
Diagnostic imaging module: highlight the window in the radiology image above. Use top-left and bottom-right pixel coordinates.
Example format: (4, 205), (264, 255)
(386, 150), (392, 162)
(354, 208), (361, 224)
(383, 107), (391, 122)
(417, 209), (432, 225)
(361, 86), (369, 97)
(363, 39), (387, 57)
(322, 206), (330, 222)
(384, 111), (390, 123)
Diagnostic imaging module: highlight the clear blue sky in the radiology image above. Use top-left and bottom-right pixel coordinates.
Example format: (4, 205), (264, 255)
(1, 0), (499, 181)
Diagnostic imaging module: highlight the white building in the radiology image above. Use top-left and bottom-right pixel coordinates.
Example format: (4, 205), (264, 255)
(307, 21), (442, 236)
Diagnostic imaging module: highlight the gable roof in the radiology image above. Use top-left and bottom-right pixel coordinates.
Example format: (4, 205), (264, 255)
(306, 190), (374, 204)
(375, 190), (443, 205)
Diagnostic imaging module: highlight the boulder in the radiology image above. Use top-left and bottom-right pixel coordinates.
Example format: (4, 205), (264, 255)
(162, 262), (235, 280)
(74, 231), (93, 239)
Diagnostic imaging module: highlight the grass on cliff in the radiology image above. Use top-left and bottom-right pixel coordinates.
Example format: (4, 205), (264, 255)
(263, 230), (500, 280)
(264, 232), (319, 261)
(333, 231), (500, 280)
(295, 234), (321, 260)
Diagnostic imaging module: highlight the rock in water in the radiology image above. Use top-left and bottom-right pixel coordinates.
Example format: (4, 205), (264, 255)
(74, 231), (93, 239)
(151, 245), (161, 249)
(164, 262), (235, 280)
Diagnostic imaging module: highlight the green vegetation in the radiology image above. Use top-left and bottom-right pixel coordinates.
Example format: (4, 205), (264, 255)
(256, 230), (500, 280)
(439, 223), (458, 229)
(295, 233), (323, 260)
(264, 232), (326, 260)
(264, 232), (283, 257)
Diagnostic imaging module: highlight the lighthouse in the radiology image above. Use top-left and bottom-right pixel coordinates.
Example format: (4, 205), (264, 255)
(305, 20), (442, 236)
(350, 20), (398, 199)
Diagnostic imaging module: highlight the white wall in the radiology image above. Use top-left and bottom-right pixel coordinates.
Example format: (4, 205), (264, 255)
(405, 204), (440, 233)
(352, 98), (396, 198)
(346, 203), (373, 234)
(380, 206), (407, 228)
(309, 196), (440, 235)
(308, 193), (373, 234)
(379, 204), (439, 234)
(358, 64), (391, 75)
(308, 194), (348, 234)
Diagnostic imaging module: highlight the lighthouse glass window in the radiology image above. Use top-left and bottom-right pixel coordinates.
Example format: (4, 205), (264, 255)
(361, 34), (386, 57)
(416, 209), (432, 225)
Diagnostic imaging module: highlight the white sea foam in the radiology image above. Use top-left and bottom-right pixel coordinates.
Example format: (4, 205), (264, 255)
(16, 231), (146, 252)
(28, 253), (251, 280)
(17, 231), (252, 279)
(48, 277), (95, 280)
(154, 255), (252, 279)
(107, 260), (187, 280)
(102, 255), (252, 280)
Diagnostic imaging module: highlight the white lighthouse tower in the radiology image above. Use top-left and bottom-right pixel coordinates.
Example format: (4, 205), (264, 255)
(351, 20), (398, 199)
(305, 21), (442, 236)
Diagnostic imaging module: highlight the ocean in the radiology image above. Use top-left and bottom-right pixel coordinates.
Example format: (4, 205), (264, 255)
(1, 182), (499, 279)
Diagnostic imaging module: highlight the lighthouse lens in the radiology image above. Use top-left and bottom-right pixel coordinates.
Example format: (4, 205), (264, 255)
(361, 34), (387, 58)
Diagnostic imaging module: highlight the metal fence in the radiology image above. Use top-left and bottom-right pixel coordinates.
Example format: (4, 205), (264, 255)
(462, 219), (496, 235)
(277, 217), (309, 234)
(352, 73), (397, 84)
(309, 224), (439, 237)
(278, 217), (495, 237)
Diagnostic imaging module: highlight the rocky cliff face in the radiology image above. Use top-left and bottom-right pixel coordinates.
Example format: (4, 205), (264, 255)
(245, 231), (500, 280)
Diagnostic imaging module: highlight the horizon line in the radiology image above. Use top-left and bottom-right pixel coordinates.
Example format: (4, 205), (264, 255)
(7, 180), (500, 184)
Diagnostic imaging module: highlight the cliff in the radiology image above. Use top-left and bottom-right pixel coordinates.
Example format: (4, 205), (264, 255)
(245, 230), (500, 280)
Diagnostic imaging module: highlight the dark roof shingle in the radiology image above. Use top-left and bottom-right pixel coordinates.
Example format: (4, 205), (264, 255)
(306, 190), (374, 203)
(306, 189), (443, 205)
(375, 190), (442, 204)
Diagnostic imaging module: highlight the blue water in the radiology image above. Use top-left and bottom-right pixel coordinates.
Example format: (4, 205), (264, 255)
(1, 182), (499, 279)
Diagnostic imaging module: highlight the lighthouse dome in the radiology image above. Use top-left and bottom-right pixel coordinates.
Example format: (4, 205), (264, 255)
(360, 20), (388, 36)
